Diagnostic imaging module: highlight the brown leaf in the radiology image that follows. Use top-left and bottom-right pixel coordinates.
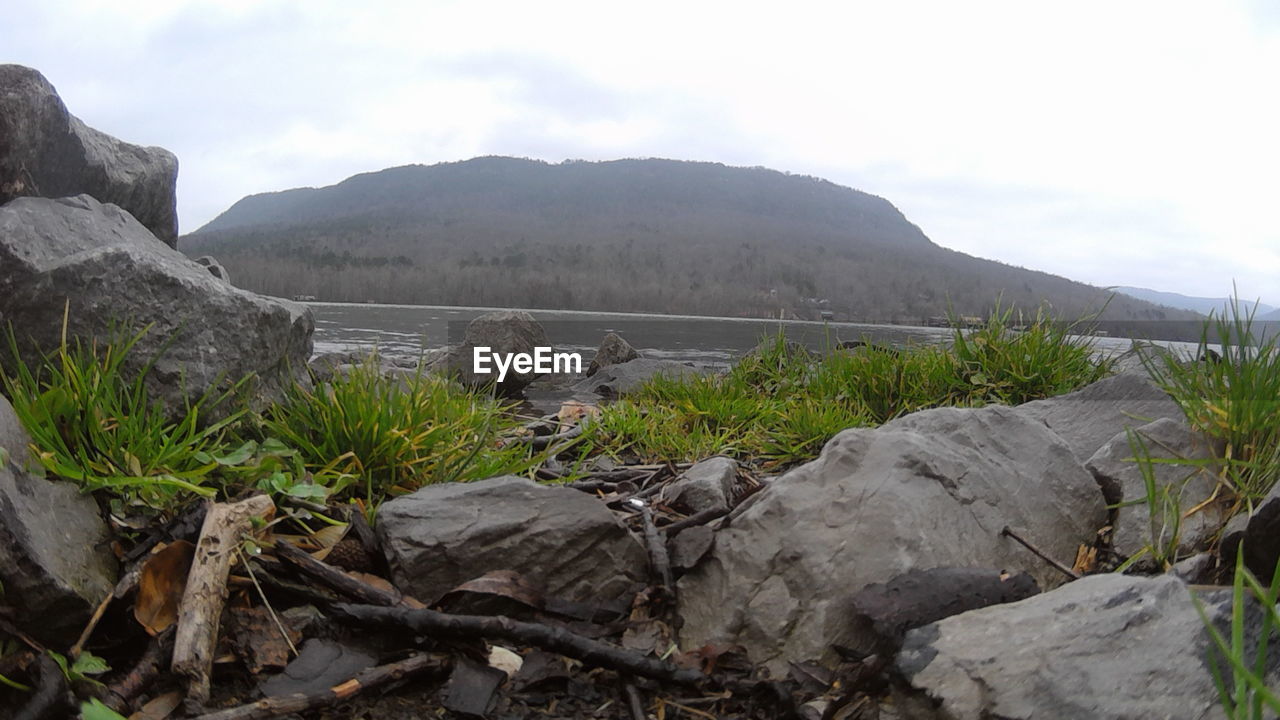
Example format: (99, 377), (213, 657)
(128, 689), (183, 720)
(133, 540), (195, 636)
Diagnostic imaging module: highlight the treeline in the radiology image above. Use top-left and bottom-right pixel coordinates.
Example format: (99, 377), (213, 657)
(182, 157), (1203, 336)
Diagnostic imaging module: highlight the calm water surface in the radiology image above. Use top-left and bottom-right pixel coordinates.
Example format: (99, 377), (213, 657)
(310, 302), (1203, 365)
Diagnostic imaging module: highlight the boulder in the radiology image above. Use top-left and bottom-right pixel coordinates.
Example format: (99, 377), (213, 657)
(377, 476), (646, 606)
(586, 332), (639, 377)
(661, 456), (737, 514)
(677, 405), (1106, 673)
(573, 358), (704, 398)
(194, 255), (231, 284)
(436, 311), (550, 395)
(1016, 370), (1184, 462)
(897, 574), (1268, 720)
(0, 195), (313, 417)
(1219, 479), (1280, 584)
(0, 392), (34, 469)
(0, 462), (118, 646)
(1085, 417), (1227, 559)
(0, 64), (178, 245)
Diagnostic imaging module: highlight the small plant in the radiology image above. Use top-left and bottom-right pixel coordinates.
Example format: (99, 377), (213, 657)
(1142, 295), (1280, 501)
(948, 303), (1112, 406)
(261, 356), (536, 505)
(1194, 548), (1280, 719)
(2, 324), (241, 511)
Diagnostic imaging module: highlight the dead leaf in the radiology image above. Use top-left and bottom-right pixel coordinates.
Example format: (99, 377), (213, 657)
(487, 645), (523, 678)
(557, 401), (600, 431)
(128, 689), (183, 720)
(133, 540), (195, 635)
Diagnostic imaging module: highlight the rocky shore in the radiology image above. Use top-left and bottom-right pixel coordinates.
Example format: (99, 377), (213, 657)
(2, 64), (1277, 719)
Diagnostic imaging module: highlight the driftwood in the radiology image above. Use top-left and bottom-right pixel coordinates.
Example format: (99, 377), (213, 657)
(274, 540), (405, 607)
(331, 604), (706, 686)
(172, 495), (275, 707)
(191, 652), (446, 720)
(640, 506), (674, 592)
(103, 627), (176, 714)
(661, 506), (730, 537)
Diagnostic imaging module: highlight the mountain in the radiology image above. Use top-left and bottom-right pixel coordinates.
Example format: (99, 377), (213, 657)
(1261, 308), (1280, 322)
(1114, 287), (1275, 318)
(182, 157), (1201, 331)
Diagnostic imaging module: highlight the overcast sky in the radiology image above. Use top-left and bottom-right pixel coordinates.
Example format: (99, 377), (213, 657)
(5, 1), (1278, 305)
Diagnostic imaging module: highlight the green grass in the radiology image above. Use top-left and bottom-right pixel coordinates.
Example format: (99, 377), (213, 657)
(583, 306), (1113, 466)
(1, 325), (239, 512)
(1194, 548), (1280, 719)
(260, 356), (538, 506)
(1, 329), (540, 516)
(1142, 299), (1280, 502)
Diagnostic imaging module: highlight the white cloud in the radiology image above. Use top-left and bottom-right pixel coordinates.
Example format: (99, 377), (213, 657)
(2, 0), (1276, 303)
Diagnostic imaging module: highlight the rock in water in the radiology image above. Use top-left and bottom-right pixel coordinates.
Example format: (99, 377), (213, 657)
(1086, 416), (1227, 559)
(573, 358), (704, 398)
(437, 311), (550, 395)
(677, 404), (1105, 673)
(897, 574), (1269, 720)
(0, 195), (313, 417)
(586, 332), (639, 377)
(0, 461), (118, 646)
(377, 476), (647, 605)
(0, 64), (179, 245)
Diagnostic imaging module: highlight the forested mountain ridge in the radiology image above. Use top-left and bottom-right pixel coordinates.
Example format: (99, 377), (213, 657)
(182, 157), (1200, 325)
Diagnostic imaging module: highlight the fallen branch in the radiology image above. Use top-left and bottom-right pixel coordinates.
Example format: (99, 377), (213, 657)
(103, 627), (175, 714)
(274, 540), (404, 607)
(331, 604), (706, 686)
(172, 495), (276, 707)
(661, 506), (730, 537)
(525, 425), (583, 450)
(624, 680), (648, 720)
(640, 506), (674, 592)
(1000, 526), (1080, 581)
(191, 652), (446, 720)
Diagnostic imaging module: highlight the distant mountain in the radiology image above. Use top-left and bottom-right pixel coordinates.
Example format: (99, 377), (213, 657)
(1261, 308), (1280, 322)
(183, 157), (1201, 330)
(1114, 287), (1275, 318)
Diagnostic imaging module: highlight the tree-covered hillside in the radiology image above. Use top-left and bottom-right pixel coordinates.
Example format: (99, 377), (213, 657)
(182, 157), (1198, 327)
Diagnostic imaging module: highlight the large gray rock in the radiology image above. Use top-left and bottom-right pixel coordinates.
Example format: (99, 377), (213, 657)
(1086, 417), (1227, 559)
(1017, 370), (1184, 462)
(897, 574), (1266, 720)
(0, 64), (178, 245)
(377, 476), (646, 605)
(0, 195), (313, 417)
(0, 393), (34, 470)
(573, 358), (704, 398)
(0, 461), (118, 646)
(437, 311), (550, 395)
(677, 405), (1106, 673)
(586, 332), (639, 377)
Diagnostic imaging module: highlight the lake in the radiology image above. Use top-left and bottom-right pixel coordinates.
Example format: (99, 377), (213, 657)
(309, 302), (1205, 413)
